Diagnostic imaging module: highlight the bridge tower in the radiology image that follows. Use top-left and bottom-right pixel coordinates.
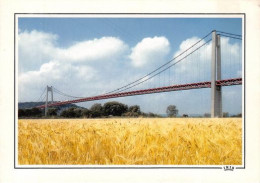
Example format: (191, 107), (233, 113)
(211, 30), (222, 117)
(45, 85), (53, 116)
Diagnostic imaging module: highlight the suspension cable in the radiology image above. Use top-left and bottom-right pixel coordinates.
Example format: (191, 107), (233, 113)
(53, 87), (84, 99)
(36, 87), (46, 102)
(41, 93), (47, 103)
(115, 38), (212, 93)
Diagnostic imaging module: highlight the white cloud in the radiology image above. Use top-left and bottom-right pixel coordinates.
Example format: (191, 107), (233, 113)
(18, 30), (128, 72)
(179, 37), (202, 51)
(19, 61), (96, 84)
(18, 31), (174, 102)
(18, 60), (97, 101)
(56, 37), (128, 62)
(129, 36), (170, 68)
(18, 30), (130, 102)
(18, 30), (58, 72)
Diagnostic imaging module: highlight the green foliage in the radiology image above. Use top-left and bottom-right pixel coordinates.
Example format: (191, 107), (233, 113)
(18, 109), (26, 117)
(123, 112), (139, 117)
(223, 112), (229, 117)
(61, 108), (78, 118)
(47, 108), (58, 116)
(90, 103), (104, 118)
(103, 101), (128, 116)
(82, 109), (91, 118)
(166, 105), (178, 117)
(31, 108), (42, 116)
(236, 113), (242, 117)
(18, 101), (165, 119)
(128, 105), (141, 113)
(204, 113), (211, 117)
(146, 112), (161, 118)
(182, 114), (189, 117)
(60, 104), (104, 118)
(231, 113), (242, 117)
(122, 105), (141, 117)
(18, 108), (43, 118)
(74, 108), (83, 118)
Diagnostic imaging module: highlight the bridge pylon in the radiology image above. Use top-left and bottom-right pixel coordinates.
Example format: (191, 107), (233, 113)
(45, 85), (53, 116)
(211, 30), (222, 118)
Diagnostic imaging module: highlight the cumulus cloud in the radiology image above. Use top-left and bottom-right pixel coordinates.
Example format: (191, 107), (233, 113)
(18, 30), (128, 71)
(18, 60), (97, 101)
(56, 37), (128, 62)
(129, 36), (170, 68)
(19, 61), (96, 85)
(18, 30), (130, 102)
(18, 30), (175, 102)
(18, 30), (58, 72)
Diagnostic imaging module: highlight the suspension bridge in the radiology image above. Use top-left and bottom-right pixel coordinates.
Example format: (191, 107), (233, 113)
(35, 30), (243, 117)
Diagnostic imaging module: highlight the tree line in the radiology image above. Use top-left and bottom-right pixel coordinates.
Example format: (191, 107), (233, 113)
(18, 101), (241, 118)
(18, 101), (161, 118)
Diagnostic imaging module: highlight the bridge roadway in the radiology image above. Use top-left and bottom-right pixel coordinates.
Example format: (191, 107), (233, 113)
(36, 78), (242, 109)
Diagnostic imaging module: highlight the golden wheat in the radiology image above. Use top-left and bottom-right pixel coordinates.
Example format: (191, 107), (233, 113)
(18, 118), (242, 165)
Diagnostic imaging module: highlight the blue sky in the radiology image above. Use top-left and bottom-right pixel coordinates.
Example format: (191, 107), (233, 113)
(19, 18), (242, 48)
(18, 17), (242, 115)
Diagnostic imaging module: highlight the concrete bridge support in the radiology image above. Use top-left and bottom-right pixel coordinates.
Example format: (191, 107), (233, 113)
(45, 85), (53, 116)
(211, 30), (222, 117)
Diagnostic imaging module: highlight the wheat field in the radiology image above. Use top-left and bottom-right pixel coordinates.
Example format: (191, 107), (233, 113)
(18, 118), (242, 165)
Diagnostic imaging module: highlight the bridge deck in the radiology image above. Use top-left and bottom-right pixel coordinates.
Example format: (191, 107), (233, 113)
(36, 78), (242, 108)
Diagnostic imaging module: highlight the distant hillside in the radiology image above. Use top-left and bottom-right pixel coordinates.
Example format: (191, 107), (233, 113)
(18, 102), (83, 110)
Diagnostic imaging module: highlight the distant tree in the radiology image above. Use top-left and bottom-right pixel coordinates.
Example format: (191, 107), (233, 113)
(90, 103), (103, 117)
(147, 112), (161, 118)
(68, 108), (77, 118)
(204, 113), (211, 118)
(82, 109), (91, 118)
(48, 108), (58, 116)
(223, 112), (229, 118)
(60, 108), (77, 118)
(231, 113), (242, 117)
(236, 113), (242, 117)
(30, 108), (42, 117)
(123, 112), (139, 117)
(103, 101), (128, 116)
(74, 108), (83, 117)
(18, 108), (42, 117)
(18, 109), (25, 117)
(182, 114), (189, 117)
(60, 110), (68, 118)
(128, 105), (141, 114)
(24, 109), (31, 117)
(123, 105), (141, 117)
(166, 105), (178, 117)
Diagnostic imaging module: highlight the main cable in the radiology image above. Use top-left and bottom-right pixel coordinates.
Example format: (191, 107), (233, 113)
(218, 34), (242, 40)
(216, 31), (242, 37)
